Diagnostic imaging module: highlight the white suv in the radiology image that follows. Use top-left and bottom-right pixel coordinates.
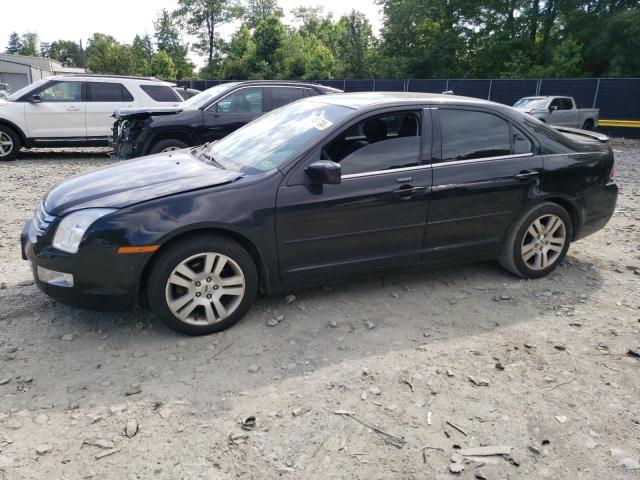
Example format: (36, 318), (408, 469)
(0, 75), (182, 161)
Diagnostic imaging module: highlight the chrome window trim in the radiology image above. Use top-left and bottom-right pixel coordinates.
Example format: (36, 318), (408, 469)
(432, 152), (534, 168)
(542, 152), (595, 157)
(342, 163), (431, 180)
(341, 152), (535, 179)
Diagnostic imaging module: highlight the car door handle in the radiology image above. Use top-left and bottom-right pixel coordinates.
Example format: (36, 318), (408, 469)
(514, 171), (540, 180)
(393, 185), (426, 199)
(65, 106), (80, 111)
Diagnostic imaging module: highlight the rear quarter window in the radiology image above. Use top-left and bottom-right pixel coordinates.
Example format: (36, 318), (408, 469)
(140, 85), (181, 102)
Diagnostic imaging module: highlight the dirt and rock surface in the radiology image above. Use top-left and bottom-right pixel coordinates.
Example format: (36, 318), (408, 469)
(0, 142), (639, 479)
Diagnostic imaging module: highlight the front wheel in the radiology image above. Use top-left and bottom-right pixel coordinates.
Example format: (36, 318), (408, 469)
(499, 202), (573, 279)
(0, 125), (21, 161)
(149, 138), (189, 155)
(147, 235), (258, 335)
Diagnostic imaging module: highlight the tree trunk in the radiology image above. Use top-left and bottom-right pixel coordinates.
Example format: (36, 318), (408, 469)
(539, 0), (558, 63)
(529, 0), (540, 64)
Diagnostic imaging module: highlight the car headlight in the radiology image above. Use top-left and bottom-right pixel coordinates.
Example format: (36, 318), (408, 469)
(52, 208), (116, 254)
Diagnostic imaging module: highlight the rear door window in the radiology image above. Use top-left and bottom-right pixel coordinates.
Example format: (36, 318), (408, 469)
(86, 82), (133, 102)
(560, 98), (574, 110)
(271, 87), (304, 109)
(439, 109), (511, 161)
(140, 85), (181, 102)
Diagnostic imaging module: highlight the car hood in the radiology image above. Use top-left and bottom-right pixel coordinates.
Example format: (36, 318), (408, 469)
(44, 149), (243, 216)
(113, 106), (184, 120)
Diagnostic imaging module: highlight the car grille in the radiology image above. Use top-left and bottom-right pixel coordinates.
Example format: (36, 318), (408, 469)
(33, 203), (55, 237)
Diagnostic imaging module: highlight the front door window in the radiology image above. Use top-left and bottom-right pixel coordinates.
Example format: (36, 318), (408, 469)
(38, 81), (83, 102)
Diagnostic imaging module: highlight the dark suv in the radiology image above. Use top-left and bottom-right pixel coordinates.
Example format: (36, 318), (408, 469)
(111, 81), (341, 158)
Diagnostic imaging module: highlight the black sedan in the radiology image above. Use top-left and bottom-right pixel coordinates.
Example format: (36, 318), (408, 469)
(112, 80), (341, 159)
(22, 93), (618, 335)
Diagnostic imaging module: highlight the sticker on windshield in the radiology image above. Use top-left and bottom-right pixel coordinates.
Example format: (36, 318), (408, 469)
(308, 114), (333, 131)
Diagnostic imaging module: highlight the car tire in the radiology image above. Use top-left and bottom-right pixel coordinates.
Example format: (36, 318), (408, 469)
(498, 202), (573, 279)
(582, 119), (595, 130)
(147, 234), (258, 335)
(0, 125), (21, 161)
(149, 139), (189, 154)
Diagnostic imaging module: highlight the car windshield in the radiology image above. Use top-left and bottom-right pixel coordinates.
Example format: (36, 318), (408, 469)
(181, 83), (238, 110)
(6, 78), (49, 101)
(202, 100), (352, 175)
(513, 98), (547, 110)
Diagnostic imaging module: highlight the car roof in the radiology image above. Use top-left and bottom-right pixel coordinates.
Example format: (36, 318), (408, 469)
(221, 80), (335, 89)
(309, 91), (501, 110)
(48, 74), (175, 86)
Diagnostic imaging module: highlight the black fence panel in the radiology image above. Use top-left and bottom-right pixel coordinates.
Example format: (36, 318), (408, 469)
(596, 78), (640, 120)
(373, 79), (405, 91)
(539, 78), (599, 109)
(316, 79), (346, 90)
(344, 80), (375, 92)
(489, 79), (539, 106)
(406, 79), (448, 93)
(447, 79), (491, 99)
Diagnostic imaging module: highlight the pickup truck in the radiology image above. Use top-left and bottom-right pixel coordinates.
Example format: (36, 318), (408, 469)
(513, 96), (599, 130)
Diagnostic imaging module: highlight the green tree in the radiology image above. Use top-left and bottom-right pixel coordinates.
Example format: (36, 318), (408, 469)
(86, 33), (135, 75)
(245, 0), (284, 29)
(5, 32), (23, 54)
(154, 9), (195, 78)
(302, 37), (336, 80)
(149, 50), (177, 78)
(252, 15), (286, 77)
(131, 34), (153, 76)
(378, 0), (472, 78)
(49, 40), (83, 67)
(292, 6), (336, 49)
(40, 42), (51, 58)
(20, 32), (39, 56)
(220, 24), (255, 79)
(174, 0), (243, 76)
(334, 11), (375, 78)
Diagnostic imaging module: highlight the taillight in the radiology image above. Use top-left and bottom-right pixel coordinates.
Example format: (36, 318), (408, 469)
(608, 166), (615, 182)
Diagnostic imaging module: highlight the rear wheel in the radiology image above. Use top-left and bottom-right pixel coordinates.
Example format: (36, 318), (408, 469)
(499, 202), (572, 279)
(0, 125), (21, 161)
(147, 234), (258, 335)
(149, 139), (189, 154)
(582, 119), (595, 130)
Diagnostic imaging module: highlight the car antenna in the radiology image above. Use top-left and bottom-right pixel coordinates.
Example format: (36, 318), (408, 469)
(443, 70), (471, 96)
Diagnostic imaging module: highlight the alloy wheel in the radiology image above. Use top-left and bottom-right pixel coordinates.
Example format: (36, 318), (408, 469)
(0, 132), (13, 157)
(161, 146), (181, 152)
(521, 214), (567, 270)
(165, 252), (246, 326)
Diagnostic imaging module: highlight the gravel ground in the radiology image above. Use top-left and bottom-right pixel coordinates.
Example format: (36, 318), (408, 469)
(0, 142), (639, 479)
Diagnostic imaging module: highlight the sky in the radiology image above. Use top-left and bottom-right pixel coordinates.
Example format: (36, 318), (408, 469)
(0, 0), (384, 69)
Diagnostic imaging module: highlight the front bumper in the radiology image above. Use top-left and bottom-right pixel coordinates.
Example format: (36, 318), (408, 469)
(111, 121), (145, 159)
(21, 220), (147, 310)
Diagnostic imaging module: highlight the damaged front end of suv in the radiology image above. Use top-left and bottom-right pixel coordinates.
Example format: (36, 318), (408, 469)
(110, 108), (183, 159)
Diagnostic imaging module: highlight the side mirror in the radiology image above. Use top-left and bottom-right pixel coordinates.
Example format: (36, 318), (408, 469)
(549, 105), (558, 112)
(30, 95), (43, 103)
(305, 161), (341, 185)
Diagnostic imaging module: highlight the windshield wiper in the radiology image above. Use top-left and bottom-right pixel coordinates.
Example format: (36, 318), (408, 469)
(197, 150), (225, 170)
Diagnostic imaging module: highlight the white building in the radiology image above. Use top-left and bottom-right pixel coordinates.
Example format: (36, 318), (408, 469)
(0, 53), (85, 92)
